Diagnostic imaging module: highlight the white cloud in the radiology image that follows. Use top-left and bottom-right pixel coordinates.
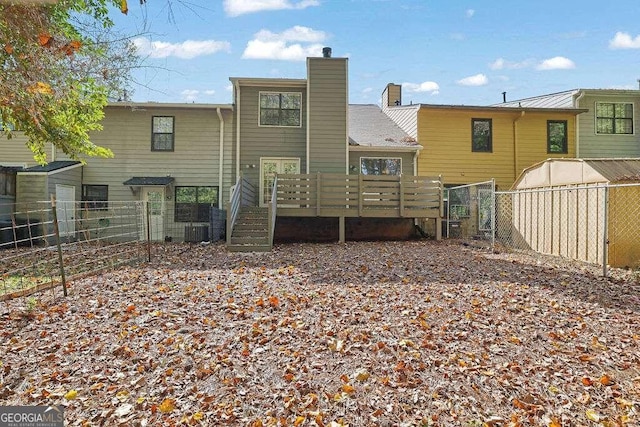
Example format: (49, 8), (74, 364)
(204, 90), (216, 95)
(536, 56), (575, 70)
(489, 57), (534, 70)
(457, 74), (488, 86)
(466, 9), (474, 18)
(224, 0), (320, 17)
(242, 26), (327, 61)
(403, 81), (440, 95)
(362, 87), (373, 93)
(609, 31), (640, 49)
(225, 83), (234, 92)
(133, 37), (230, 59)
(181, 89), (199, 101)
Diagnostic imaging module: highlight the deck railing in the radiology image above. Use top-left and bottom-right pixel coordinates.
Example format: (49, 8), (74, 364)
(226, 174), (257, 244)
(275, 173), (443, 218)
(267, 176), (278, 248)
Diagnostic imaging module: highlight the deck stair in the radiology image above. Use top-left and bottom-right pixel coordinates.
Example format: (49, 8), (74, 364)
(227, 206), (271, 252)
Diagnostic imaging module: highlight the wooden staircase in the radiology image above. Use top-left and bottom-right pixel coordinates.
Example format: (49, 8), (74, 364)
(227, 206), (271, 252)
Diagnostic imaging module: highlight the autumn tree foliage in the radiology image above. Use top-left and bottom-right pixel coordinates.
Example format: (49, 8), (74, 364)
(0, 0), (137, 163)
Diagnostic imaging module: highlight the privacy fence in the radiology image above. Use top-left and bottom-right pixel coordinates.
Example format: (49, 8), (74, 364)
(447, 182), (640, 276)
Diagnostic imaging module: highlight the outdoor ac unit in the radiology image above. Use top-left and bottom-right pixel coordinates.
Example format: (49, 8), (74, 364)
(184, 225), (209, 243)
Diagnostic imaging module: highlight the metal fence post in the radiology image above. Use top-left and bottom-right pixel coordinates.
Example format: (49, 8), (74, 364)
(602, 185), (609, 278)
(146, 201), (151, 263)
(491, 178), (496, 249)
(50, 196), (68, 297)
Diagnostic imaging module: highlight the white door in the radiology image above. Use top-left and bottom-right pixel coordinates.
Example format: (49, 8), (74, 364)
(260, 158), (300, 206)
(55, 184), (75, 237)
(142, 187), (165, 241)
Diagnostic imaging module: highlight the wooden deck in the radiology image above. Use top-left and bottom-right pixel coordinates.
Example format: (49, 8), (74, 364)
(275, 173), (443, 218)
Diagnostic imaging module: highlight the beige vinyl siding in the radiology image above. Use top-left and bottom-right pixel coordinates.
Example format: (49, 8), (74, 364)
(84, 106), (230, 204)
(307, 57), (348, 173)
(238, 85), (307, 188)
(47, 167), (82, 202)
(577, 94), (640, 158)
(15, 174), (47, 206)
(0, 134), (56, 167)
(348, 150), (415, 175)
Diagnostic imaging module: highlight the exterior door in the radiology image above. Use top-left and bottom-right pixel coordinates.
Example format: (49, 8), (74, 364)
(142, 187), (165, 241)
(260, 158), (300, 206)
(55, 184), (76, 237)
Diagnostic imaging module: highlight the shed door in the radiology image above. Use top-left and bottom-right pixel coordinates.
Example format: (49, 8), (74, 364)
(142, 187), (165, 241)
(55, 184), (76, 237)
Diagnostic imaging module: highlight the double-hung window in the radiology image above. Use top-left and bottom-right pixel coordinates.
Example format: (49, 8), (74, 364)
(596, 102), (633, 135)
(152, 116), (175, 151)
(259, 92), (302, 127)
(472, 118), (492, 152)
(175, 186), (219, 222)
(82, 185), (108, 210)
(547, 120), (568, 154)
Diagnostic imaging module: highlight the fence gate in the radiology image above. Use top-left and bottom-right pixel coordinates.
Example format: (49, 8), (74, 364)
(446, 180), (495, 245)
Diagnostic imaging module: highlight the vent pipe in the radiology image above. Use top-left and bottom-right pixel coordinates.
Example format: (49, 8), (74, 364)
(502, 91), (507, 103)
(322, 47), (332, 58)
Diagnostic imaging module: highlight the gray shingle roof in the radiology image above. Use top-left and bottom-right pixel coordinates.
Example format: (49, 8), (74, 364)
(349, 104), (419, 148)
(123, 176), (175, 186)
(21, 160), (81, 173)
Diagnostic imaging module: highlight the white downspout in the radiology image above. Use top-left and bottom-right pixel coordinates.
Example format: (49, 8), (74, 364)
(216, 107), (225, 209)
(573, 90), (585, 158)
(235, 81), (241, 180)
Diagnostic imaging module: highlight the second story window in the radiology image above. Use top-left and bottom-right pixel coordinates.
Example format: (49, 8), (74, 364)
(472, 118), (492, 152)
(596, 102), (633, 135)
(152, 116), (175, 151)
(547, 120), (568, 154)
(259, 92), (302, 127)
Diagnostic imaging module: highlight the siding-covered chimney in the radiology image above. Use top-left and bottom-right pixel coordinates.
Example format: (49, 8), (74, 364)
(322, 47), (332, 58)
(382, 83), (402, 109)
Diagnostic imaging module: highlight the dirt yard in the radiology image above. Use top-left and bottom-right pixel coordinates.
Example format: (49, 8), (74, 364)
(1, 240), (639, 426)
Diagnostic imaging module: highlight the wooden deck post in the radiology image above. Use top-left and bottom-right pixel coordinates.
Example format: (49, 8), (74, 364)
(316, 172), (321, 216)
(339, 216), (345, 243)
(435, 217), (442, 240)
(358, 174), (363, 216)
(399, 176), (405, 217)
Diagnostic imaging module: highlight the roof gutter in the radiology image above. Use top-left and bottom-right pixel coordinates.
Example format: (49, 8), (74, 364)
(572, 90), (586, 157)
(234, 80), (241, 181)
(216, 107), (225, 209)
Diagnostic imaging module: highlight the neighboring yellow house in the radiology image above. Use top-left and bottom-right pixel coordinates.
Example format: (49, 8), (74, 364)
(382, 84), (586, 190)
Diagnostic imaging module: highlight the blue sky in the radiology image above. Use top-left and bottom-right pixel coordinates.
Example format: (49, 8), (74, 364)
(110, 0), (640, 106)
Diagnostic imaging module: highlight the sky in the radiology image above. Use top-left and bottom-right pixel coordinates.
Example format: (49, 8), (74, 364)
(109, 0), (640, 106)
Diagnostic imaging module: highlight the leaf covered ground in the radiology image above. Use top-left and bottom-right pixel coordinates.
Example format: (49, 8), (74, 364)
(1, 241), (639, 426)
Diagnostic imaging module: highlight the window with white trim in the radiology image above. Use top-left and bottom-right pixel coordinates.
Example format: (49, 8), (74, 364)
(82, 185), (108, 210)
(259, 92), (302, 127)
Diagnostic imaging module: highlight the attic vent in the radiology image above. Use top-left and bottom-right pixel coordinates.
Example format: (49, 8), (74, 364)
(322, 47), (332, 58)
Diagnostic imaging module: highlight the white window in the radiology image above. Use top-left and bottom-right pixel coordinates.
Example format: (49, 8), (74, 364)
(259, 92), (302, 127)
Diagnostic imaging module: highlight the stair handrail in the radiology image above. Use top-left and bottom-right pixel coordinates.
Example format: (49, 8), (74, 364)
(267, 175), (278, 248)
(226, 174), (243, 244)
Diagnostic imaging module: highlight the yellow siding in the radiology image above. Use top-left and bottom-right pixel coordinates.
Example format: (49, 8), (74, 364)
(416, 108), (578, 190)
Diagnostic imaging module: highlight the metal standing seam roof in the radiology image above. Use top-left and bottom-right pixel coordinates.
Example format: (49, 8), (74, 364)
(491, 89), (579, 109)
(348, 104), (420, 148)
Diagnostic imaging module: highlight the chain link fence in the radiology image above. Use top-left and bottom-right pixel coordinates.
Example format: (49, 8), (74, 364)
(494, 183), (640, 276)
(446, 181), (495, 245)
